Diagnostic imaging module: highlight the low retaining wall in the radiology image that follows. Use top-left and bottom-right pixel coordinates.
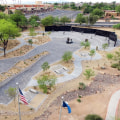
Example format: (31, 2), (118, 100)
(45, 26), (117, 46)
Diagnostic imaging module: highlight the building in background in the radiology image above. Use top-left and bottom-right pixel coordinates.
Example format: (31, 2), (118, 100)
(4, 1), (54, 14)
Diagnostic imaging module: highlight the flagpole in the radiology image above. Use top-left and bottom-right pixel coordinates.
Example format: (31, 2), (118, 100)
(59, 96), (64, 120)
(16, 82), (21, 120)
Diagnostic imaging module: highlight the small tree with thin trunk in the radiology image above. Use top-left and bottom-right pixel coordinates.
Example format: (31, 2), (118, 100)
(84, 69), (95, 80)
(102, 43), (108, 51)
(62, 51), (72, 62)
(28, 39), (33, 47)
(80, 41), (90, 49)
(6, 87), (16, 107)
(41, 62), (50, 71)
(89, 49), (95, 60)
(37, 75), (56, 93)
(0, 19), (20, 57)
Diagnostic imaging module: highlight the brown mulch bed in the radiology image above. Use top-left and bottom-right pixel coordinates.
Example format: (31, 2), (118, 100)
(0, 39), (20, 50)
(0, 45), (34, 59)
(34, 73), (120, 120)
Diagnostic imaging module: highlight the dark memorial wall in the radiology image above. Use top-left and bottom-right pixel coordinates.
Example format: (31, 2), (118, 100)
(45, 26), (71, 31)
(45, 26), (117, 46)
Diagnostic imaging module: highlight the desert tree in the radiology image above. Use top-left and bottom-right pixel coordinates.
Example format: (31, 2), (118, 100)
(102, 43), (108, 51)
(28, 39), (33, 47)
(41, 62), (50, 71)
(80, 41), (90, 49)
(37, 75), (56, 93)
(0, 19), (20, 57)
(84, 69), (95, 80)
(89, 49), (95, 60)
(62, 51), (72, 62)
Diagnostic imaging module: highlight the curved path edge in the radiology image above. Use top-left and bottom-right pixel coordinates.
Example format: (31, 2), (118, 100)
(27, 50), (102, 87)
(105, 89), (120, 120)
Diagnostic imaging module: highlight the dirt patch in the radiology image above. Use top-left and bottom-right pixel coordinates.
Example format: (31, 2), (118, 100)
(0, 51), (48, 82)
(38, 74), (120, 120)
(0, 39), (20, 51)
(25, 35), (51, 45)
(0, 45), (34, 59)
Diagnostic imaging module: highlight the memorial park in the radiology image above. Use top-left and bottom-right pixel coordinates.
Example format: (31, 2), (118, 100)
(0, 2), (120, 120)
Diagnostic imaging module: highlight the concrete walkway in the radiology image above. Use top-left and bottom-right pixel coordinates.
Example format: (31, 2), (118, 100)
(0, 31), (119, 104)
(105, 90), (120, 120)
(27, 51), (101, 87)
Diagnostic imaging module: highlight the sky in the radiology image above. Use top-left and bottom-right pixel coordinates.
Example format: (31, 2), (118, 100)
(2, 0), (120, 4)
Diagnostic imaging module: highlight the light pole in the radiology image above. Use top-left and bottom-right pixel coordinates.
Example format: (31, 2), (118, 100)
(59, 96), (64, 120)
(16, 82), (21, 120)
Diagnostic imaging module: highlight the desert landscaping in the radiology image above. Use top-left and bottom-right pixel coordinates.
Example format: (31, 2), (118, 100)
(0, 26), (120, 120)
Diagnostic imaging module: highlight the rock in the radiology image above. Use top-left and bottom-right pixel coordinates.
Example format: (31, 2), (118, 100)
(101, 66), (106, 69)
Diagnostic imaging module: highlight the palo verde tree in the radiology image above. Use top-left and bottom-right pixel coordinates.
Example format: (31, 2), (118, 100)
(28, 39), (33, 47)
(75, 13), (85, 25)
(80, 41), (90, 49)
(41, 62), (50, 71)
(60, 16), (71, 25)
(10, 10), (27, 27)
(84, 69), (95, 80)
(92, 8), (104, 18)
(37, 75), (56, 93)
(102, 43), (108, 51)
(6, 87), (17, 107)
(41, 16), (55, 26)
(62, 51), (72, 62)
(89, 14), (98, 26)
(0, 19), (20, 57)
(89, 49), (95, 60)
(29, 15), (40, 22)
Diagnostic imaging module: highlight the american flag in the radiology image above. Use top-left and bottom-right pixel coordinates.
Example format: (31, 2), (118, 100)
(19, 88), (28, 105)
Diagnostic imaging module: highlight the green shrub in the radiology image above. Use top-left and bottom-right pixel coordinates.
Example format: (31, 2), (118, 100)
(62, 51), (72, 62)
(106, 53), (113, 60)
(118, 66), (120, 70)
(102, 43), (108, 51)
(30, 108), (33, 110)
(77, 99), (81, 102)
(48, 31), (51, 35)
(41, 62), (50, 71)
(79, 82), (86, 90)
(79, 95), (82, 98)
(84, 69), (95, 80)
(85, 114), (103, 120)
(111, 63), (118, 68)
(37, 75), (56, 94)
(80, 41), (90, 49)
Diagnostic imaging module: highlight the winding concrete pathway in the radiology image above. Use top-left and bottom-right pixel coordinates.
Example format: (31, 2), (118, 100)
(27, 51), (101, 87)
(0, 31), (118, 104)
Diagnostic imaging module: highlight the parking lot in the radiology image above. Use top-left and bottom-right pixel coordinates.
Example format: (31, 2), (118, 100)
(26, 9), (81, 21)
